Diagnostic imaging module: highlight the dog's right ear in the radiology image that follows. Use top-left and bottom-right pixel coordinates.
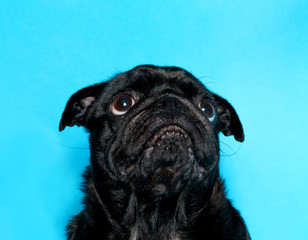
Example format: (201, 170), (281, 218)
(59, 83), (103, 131)
(213, 94), (244, 142)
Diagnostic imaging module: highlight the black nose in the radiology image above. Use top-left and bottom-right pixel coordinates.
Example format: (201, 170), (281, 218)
(154, 96), (183, 110)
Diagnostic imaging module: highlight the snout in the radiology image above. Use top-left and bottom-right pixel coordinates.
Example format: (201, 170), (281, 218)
(108, 94), (219, 194)
(142, 125), (194, 170)
(138, 124), (196, 194)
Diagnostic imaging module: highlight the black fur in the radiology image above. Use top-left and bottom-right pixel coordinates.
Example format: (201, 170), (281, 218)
(60, 65), (250, 240)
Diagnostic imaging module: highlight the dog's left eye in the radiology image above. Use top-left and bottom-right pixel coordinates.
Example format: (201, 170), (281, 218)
(199, 101), (215, 122)
(110, 94), (135, 116)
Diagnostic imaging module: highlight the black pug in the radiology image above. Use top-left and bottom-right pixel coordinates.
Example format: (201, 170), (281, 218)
(59, 65), (250, 240)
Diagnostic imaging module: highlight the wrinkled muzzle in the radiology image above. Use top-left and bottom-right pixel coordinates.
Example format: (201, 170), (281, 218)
(107, 96), (218, 195)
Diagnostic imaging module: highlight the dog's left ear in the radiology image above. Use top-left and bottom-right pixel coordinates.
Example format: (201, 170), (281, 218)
(214, 94), (244, 142)
(59, 83), (103, 131)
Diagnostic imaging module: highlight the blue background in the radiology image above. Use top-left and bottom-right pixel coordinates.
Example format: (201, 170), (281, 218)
(1, 1), (307, 239)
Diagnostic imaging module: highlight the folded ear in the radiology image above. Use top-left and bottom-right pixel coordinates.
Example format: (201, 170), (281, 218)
(59, 83), (103, 131)
(214, 94), (244, 142)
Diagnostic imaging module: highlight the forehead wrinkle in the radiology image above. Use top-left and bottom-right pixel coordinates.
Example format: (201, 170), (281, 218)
(127, 71), (204, 99)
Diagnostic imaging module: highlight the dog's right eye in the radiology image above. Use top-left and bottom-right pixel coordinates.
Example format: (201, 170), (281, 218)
(110, 94), (135, 116)
(199, 100), (215, 122)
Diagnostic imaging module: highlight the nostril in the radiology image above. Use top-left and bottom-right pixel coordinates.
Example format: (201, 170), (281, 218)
(155, 96), (182, 110)
(160, 97), (169, 107)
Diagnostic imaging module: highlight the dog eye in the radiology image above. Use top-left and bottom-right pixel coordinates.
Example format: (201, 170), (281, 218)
(199, 101), (215, 122)
(110, 94), (135, 115)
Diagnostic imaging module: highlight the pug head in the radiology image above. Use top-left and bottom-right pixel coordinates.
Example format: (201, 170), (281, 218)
(59, 65), (244, 196)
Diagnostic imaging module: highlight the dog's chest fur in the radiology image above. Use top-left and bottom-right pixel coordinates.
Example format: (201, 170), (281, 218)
(80, 168), (239, 240)
(129, 228), (180, 240)
(129, 233), (180, 240)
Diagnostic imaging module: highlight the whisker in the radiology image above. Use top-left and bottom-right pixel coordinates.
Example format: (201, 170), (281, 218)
(58, 143), (90, 150)
(197, 76), (218, 85)
(219, 141), (242, 157)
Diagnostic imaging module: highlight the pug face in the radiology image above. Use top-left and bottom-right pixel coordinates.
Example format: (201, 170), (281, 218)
(60, 65), (244, 197)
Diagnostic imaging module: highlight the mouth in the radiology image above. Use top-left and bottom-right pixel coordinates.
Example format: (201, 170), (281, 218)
(119, 125), (195, 175)
(144, 125), (194, 161)
(140, 124), (197, 181)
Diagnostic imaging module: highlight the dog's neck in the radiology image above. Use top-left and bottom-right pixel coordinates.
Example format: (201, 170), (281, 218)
(85, 165), (221, 239)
